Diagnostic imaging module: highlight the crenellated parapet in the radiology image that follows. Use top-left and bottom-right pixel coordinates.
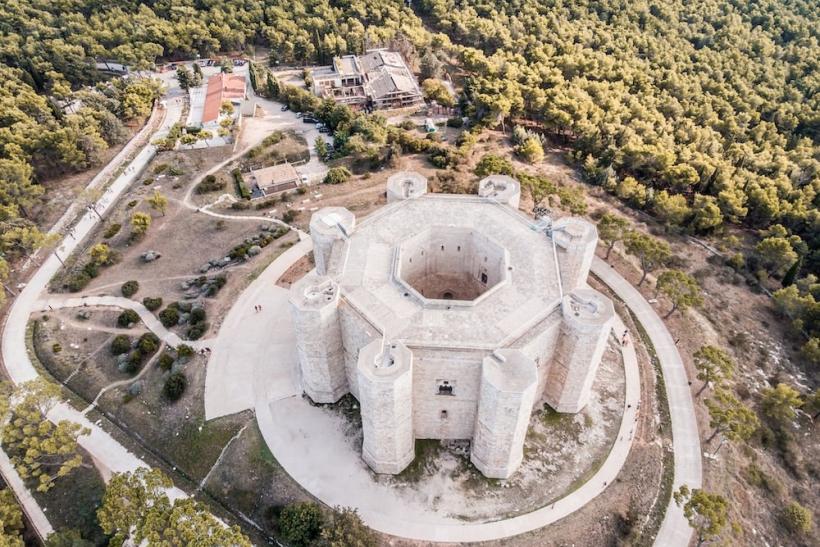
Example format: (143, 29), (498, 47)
(544, 288), (615, 413)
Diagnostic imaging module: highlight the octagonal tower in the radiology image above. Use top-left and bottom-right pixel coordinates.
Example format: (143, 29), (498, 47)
(289, 273), (346, 403)
(471, 349), (538, 479)
(387, 171), (428, 202)
(357, 340), (415, 474)
(552, 217), (598, 291)
(545, 288), (615, 413)
(309, 207), (355, 275)
(478, 175), (521, 209)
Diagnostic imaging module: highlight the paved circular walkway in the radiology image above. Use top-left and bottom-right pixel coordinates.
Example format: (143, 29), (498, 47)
(200, 243), (700, 546)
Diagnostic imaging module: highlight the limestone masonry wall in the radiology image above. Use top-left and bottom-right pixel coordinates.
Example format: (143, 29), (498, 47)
(288, 173), (618, 478)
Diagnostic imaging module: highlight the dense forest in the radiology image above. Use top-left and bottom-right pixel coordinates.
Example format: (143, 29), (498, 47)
(1, 0), (818, 358)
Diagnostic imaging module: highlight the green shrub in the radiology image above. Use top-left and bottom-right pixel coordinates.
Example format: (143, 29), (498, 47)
(117, 309), (140, 328)
(323, 167), (352, 185)
(196, 174), (226, 194)
(103, 223), (122, 239)
(143, 297), (162, 311)
(279, 502), (324, 547)
(783, 501), (813, 534)
(168, 165), (184, 176)
(142, 177), (154, 186)
(189, 307), (206, 324)
(83, 262), (99, 278)
(159, 307), (179, 328)
(176, 344), (194, 359)
(164, 372), (187, 400)
(446, 116), (464, 128)
(122, 350), (142, 374)
(138, 332), (159, 355)
(121, 280), (139, 298)
(153, 163), (169, 174)
(65, 271), (92, 292)
(232, 168), (251, 199)
(51, 343), (62, 353)
(110, 335), (132, 355)
(157, 353), (174, 371)
(127, 200), (138, 208)
(282, 210), (299, 223)
(187, 322), (208, 340)
(474, 154), (514, 177)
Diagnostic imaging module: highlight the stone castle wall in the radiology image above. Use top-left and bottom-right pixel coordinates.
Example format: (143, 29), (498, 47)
(288, 175), (617, 479)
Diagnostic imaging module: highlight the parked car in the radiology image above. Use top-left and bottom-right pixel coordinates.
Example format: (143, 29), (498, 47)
(319, 127), (330, 134)
(280, 105), (289, 111)
(300, 175), (310, 184)
(295, 112), (303, 118)
(303, 116), (318, 124)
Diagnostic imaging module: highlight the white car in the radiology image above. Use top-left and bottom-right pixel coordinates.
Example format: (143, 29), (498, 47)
(300, 175), (309, 184)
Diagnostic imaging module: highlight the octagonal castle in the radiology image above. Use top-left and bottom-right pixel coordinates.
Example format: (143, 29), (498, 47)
(290, 172), (615, 479)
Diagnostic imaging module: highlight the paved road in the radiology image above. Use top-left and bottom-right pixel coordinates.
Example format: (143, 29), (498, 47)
(591, 257), (701, 547)
(204, 239), (646, 542)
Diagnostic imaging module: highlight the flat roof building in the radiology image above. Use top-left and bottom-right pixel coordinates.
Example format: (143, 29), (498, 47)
(247, 163), (300, 199)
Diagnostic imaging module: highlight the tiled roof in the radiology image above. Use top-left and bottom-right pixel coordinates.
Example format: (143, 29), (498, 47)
(202, 73), (246, 123)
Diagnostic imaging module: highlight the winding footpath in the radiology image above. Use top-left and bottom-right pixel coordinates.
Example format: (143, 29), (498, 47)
(591, 257), (702, 547)
(0, 94), (189, 539)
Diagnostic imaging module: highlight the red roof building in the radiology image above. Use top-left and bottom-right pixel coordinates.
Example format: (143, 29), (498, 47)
(202, 73), (246, 124)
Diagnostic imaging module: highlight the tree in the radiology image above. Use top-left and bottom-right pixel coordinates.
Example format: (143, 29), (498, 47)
(692, 194), (723, 233)
(323, 167), (352, 185)
(755, 237), (798, 277)
(176, 66), (193, 91)
(320, 507), (376, 547)
(78, 188), (104, 221)
(419, 50), (443, 80)
(147, 190), (167, 216)
(421, 79), (454, 107)
(315, 137), (329, 159)
(131, 212), (151, 235)
(597, 214), (630, 260)
(88, 242), (111, 265)
(624, 231), (672, 285)
(474, 154), (514, 177)
(164, 372), (187, 400)
(0, 379), (90, 492)
(761, 383), (802, 424)
(692, 346), (734, 396)
(655, 269), (703, 317)
(516, 136), (544, 163)
(220, 59), (233, 73)
(782, 501), (813, 535)
(279, 502), (324, 547)
(802, 388), (820, 421)
(653, 190), (691, 227)
(266, 74), (279, 98)
(98, 468), (249, 546)
(673, 485), (728, 546)
(0, 488), (24, 546)
(704, 388), (759, 444)
(45, 529), (94, 547)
